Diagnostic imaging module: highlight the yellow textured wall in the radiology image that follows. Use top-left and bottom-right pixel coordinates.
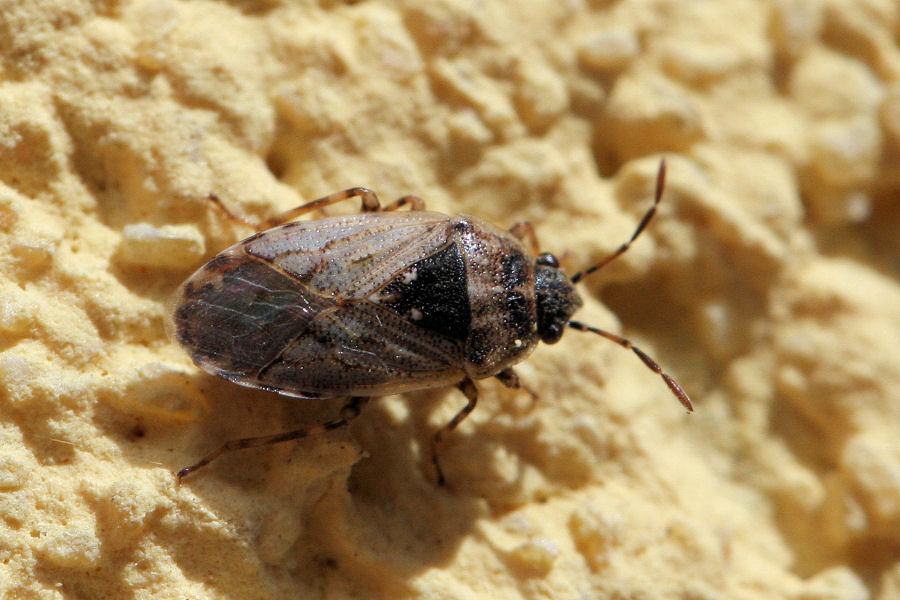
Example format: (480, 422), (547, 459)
(0, 1), (898, 598)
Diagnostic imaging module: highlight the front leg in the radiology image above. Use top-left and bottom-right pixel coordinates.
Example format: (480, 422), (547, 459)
(509, 222), (540, 256)
(495, 367), (539, 403)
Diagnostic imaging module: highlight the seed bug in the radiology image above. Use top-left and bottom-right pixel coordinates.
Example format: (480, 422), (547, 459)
(171, 160), (692, 484)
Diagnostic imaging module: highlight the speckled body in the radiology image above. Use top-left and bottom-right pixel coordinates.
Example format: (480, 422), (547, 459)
(172, 166), (689, 483)
(172, 210), (553, 398)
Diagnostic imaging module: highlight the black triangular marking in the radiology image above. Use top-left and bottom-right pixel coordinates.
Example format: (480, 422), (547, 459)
(378, 243), (470, 342)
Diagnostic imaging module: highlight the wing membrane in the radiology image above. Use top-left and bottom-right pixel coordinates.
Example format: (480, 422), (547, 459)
(244, 211), (452, 299)
(255, 301), (466, 397)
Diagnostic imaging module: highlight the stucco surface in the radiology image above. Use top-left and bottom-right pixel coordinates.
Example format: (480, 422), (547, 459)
(0, 1), (898, 599)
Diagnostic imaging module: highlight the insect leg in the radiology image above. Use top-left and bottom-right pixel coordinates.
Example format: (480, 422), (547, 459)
(382, 195), (425, 211)
(206, 194), (265, 229)
(509, 222), (540, 256)
(571, 159), (667, 284)
(432, 377), (478, 486)
(261, 188), (386, 227)
(176, 396), (370, 481)
(494, 367), (539, 403)
(206, 188), (384, 231)
(568, 321), (693, 412)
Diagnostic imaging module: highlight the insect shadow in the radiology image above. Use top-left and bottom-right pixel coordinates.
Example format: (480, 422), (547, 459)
(171, 159), (692, 485)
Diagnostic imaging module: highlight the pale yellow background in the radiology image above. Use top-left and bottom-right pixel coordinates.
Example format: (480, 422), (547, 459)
(0, 1), (898, 599)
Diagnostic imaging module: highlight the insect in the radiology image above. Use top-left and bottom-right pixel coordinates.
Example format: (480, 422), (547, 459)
(171, 160), (692, 484)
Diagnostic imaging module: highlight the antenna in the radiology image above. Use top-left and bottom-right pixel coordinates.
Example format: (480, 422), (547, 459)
(571, 159), (666, 284)
(568, 321), (693, 411)
(569, 159), (693, 412)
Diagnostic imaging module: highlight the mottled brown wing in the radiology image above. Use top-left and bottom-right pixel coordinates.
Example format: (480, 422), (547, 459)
(252, 300), (467, 397)
(172, 211), (466, 398)
(243, 211), (454, 299)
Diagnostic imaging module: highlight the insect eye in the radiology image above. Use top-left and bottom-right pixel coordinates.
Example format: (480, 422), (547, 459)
(536, 253), (559, 268)
(541, 322), (564, 344)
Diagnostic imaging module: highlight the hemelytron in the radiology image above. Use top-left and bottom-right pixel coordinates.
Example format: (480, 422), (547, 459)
(171, 160), (692, 484)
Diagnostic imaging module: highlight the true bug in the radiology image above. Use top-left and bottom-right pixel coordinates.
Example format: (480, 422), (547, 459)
(171, 160), (692, 484)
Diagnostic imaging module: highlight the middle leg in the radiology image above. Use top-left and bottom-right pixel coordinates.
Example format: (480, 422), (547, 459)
(432, 377), (479, 486)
